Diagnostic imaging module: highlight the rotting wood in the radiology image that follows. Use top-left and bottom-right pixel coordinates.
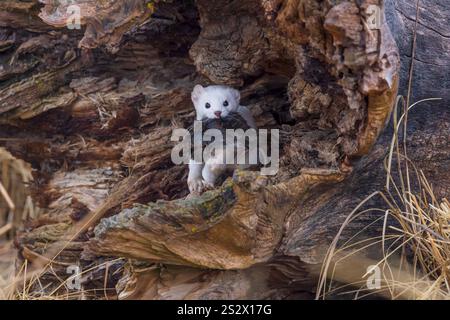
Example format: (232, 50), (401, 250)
(0, 0), (447, 299)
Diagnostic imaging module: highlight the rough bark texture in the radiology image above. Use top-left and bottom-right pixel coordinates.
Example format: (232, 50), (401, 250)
(386, 0), (450, 103)
(0, 0), (447, 299)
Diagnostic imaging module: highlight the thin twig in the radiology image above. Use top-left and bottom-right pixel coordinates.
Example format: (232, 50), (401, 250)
(0, 182), (15, 210)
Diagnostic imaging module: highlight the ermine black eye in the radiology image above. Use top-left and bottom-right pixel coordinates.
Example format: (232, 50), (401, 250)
(205, 103), (211, 109)
(223, 100), (229, 107)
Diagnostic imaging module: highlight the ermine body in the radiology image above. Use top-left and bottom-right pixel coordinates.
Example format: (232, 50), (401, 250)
(188, 85), (257, 194)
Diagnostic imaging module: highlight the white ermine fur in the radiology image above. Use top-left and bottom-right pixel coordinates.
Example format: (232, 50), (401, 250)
(188, 85), (257, 194)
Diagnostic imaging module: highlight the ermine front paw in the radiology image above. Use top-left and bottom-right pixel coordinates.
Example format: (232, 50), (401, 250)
(202, 180), (215, 191)
(188, 178), (205, 195)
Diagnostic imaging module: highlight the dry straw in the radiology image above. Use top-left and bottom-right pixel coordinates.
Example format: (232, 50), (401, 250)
(317, 0), (450, 300)
(316, 96), (447, 300)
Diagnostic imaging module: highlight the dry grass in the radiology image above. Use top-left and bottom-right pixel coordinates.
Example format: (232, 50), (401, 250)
(317, 96), (449, 300)
(0, 148), (111, 300)
(0, 147), (35, 237)
(0, 256), (123, 300)
(0, 148), (32, 300)
(0, 241), (15, 300)
(317, 1), (450, 300)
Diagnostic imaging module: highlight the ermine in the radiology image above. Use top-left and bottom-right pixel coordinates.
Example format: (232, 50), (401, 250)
(188, 85), (257, 194)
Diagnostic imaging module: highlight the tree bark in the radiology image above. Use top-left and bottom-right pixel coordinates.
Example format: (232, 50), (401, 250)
(0, 0), (447, 299)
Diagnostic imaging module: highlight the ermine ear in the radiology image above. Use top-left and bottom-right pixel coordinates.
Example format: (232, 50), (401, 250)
(192, 85), (204, 103)
(230, 88), (240, 103)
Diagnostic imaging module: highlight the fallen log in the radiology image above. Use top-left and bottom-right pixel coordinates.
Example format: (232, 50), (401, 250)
(0, 0), (447, 299)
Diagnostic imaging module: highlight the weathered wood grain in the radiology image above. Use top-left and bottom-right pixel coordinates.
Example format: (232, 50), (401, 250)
(0, 0), (447, 299)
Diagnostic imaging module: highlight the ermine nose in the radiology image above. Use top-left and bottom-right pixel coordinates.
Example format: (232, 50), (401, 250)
(214, 111), (222, 118)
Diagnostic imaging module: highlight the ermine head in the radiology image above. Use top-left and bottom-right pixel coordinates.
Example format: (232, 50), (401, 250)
(191, 85), (240, 121)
